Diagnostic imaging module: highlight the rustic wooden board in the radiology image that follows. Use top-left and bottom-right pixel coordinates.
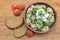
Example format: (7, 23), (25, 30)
(0, 0), (60, 40)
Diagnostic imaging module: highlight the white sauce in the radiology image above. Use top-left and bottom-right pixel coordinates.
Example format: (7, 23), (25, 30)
(36, 9), (49, 22)
(44, 13), (49, 18)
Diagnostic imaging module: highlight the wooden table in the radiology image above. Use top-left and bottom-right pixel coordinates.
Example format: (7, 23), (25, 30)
(0, 0), (60, 40)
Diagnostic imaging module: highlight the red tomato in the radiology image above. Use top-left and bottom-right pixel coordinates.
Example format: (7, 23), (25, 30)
(13, 9), (21, 16)
(26, 29), (34, 37)
(12, 3), (20, 10)
(20, 3), (25, 11)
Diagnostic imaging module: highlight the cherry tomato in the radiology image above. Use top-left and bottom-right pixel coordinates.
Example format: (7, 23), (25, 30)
(12, 3), (20, 10)
(13, 9), (21, 16)
(20, 3), (25, 11)
(26, 29), (34, 37)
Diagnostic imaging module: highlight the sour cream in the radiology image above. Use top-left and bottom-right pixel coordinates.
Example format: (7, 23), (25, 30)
(36, 9), (49, 22)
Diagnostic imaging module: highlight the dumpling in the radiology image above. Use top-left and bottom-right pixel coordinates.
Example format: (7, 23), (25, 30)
(47, 7), (53, 13)
(41, 26), (49, 32)
(50, 16), (54, 22)
(39, 5), (46, 9)
(31, 15), (35, 20)
(26, 18), (30, 25)
(27, 7), (32, 13)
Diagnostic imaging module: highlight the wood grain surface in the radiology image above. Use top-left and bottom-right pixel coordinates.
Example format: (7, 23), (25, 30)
(0, 0), (60, 40)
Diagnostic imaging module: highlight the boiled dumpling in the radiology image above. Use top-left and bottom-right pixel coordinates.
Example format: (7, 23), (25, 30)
(47, 7), (53, 13)
(27, 7), (32, 13)
(50, 16), (54, 22)
(41, 26), (49, 32)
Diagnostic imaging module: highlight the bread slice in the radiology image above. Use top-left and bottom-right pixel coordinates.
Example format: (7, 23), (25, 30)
(5, 16), (23, 29)
(13, 24), (27, 38)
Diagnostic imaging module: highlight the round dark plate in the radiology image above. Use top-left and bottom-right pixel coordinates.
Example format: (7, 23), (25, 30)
(24, 2), (56, 33)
